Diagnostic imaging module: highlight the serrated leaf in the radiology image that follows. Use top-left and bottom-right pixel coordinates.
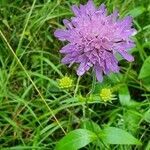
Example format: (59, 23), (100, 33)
(138, 56), (150, 79)
(56, 129), (97, 150)
(102, 127), (141, 145)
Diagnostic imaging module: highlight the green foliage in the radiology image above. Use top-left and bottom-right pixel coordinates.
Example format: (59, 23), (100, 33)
(102, 127), (141, 145)
(143, 109), (150, 123)
(56, 129), (97, 150)
(139, 56), (150, 79)
(0, 0), (150, 149)
(56, 125), (141, 150)
(119, 84), (131, 106)
(127, 6), (146, 18)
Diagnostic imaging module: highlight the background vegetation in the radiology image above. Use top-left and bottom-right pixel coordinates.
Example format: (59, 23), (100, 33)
(0, 0), (150, 149)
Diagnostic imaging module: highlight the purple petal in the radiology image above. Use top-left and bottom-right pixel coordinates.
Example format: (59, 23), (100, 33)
(54, 29), (69, 41)
(109, 57), (119, 72)
(63, 19), (73, 29)
(112, 10), (119, 21)
(95, 65), (103, 82)
(77, 63), (86, 76)
(72, 5), (80, 16)
(121, 29), (136, 38)
(107, 10), (118, 23)
(117, 49), (134, 62)
(118, 16), (133, 29)
(85, 0), (96, 14)
(113, 41), (135, 51)
(97, 4), (107, 15)
(61, 55), (75, 64)
(60, 44), (77, 54)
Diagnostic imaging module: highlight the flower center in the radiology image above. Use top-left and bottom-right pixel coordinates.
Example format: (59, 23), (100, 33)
(58, 76), (73, 89)
(100, 88), (113, 101)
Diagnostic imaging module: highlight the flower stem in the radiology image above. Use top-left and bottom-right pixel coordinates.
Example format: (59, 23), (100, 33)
(74, 76), (81, 97)
(91, 72), (96, 94)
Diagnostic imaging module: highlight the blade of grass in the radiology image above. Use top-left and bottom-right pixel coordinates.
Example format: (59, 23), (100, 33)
(0, 30), (66, 135)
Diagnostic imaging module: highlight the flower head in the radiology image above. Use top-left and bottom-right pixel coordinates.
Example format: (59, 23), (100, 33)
(58, 76), (73, 89)
(100, 88), (114, 102)
(54, 0), (136, 81)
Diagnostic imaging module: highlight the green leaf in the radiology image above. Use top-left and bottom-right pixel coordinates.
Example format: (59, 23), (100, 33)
(108, 73), (123, 84)
(143, 109), (150, 123)
(56, 129), (97, 150)
(145, 141), (150, 150)
(141, 77), (150, 91)
(119, 84), (131, 106)
(127, 6), (146, 18)
(139, 56), (150, 79)
(81, 119), (102, 133)
(123, 110), (142, 134)
(102, 127), (141, 145)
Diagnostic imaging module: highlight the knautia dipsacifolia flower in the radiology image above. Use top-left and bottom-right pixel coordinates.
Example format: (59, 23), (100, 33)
(58, 76), (73, 89)
(54, 0), (136, 81)
(100, 88), (115, 102)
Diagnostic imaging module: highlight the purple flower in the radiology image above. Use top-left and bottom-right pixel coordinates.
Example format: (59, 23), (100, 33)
(54, 0), (136, 82)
